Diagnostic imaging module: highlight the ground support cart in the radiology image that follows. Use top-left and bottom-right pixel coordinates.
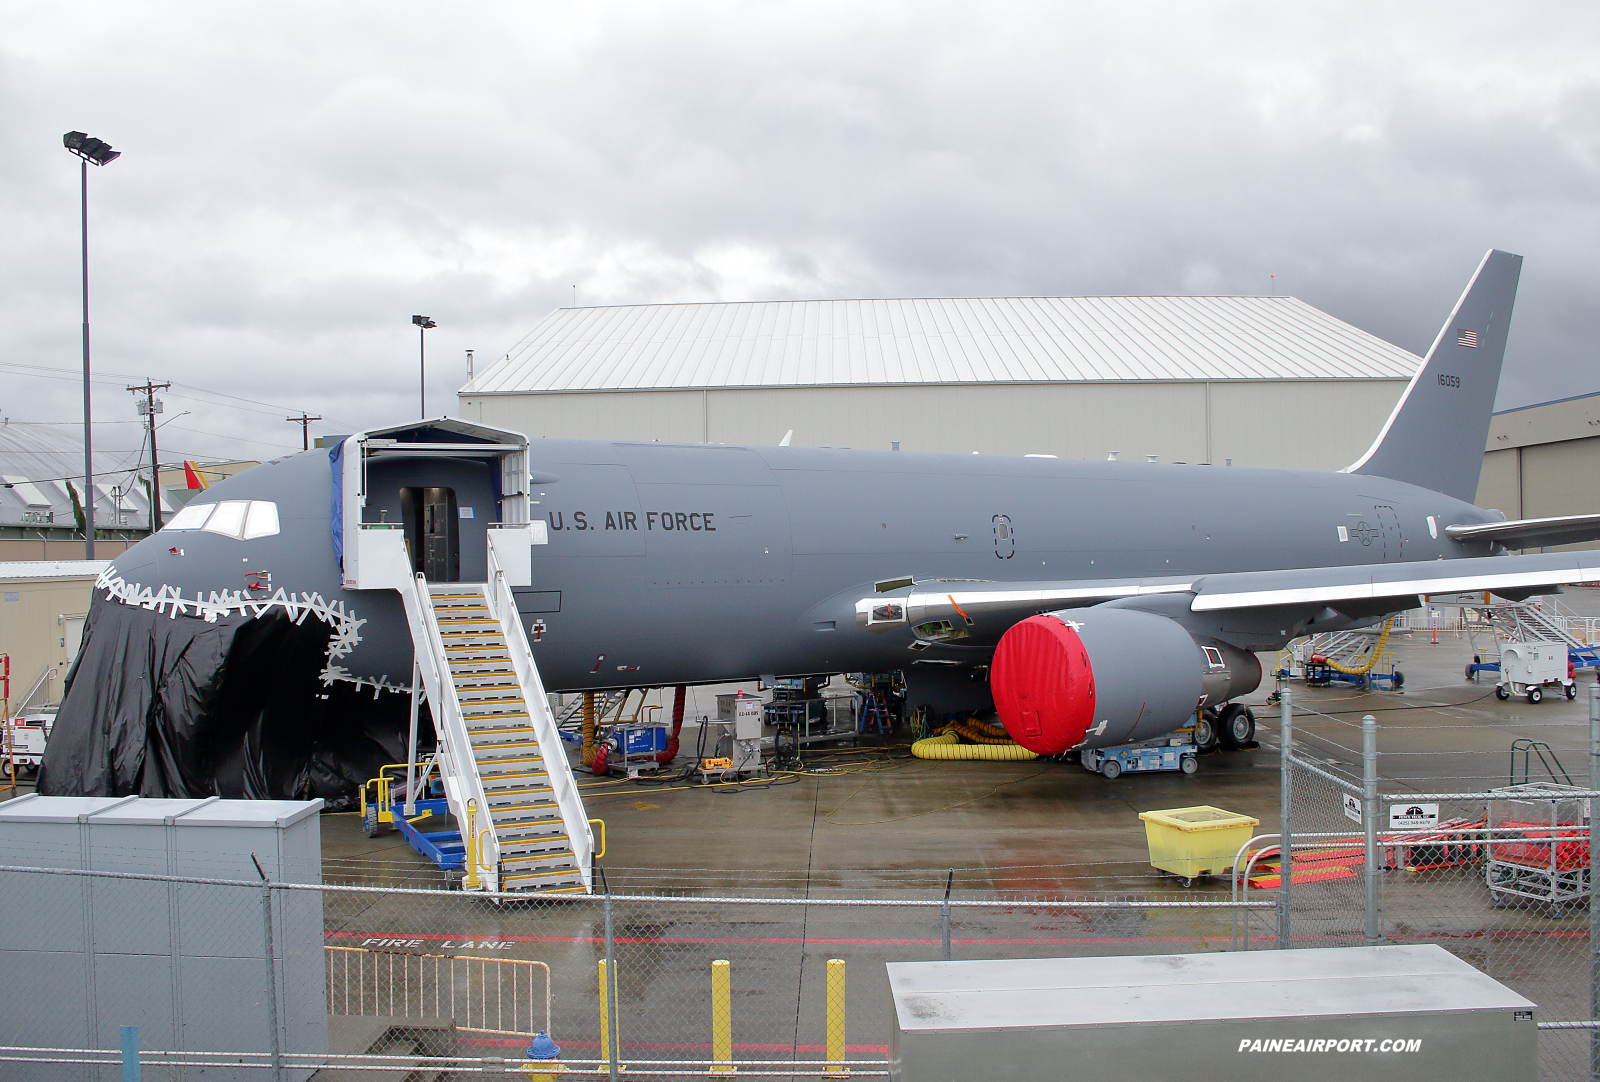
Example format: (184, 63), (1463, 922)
(1139, 805), (1260, 887)
(1494, 640), (1576, 704)
(1302, 657), (1404, 691)
(1083, 735), (1198, 780)
(360, 765), (468, 878)
(1, 709), (51, 778)
(1485, 782), (1590, 911)
(609, 723), (669, 777)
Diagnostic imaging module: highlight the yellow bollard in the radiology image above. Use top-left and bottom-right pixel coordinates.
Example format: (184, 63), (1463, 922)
(824, 959), (848, 1078)
(462, 799), (481, 890)
(710, 959), (734, 1074)
(598, 959), (611, 1068)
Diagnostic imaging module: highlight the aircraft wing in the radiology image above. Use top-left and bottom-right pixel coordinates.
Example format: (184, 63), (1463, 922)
(857, 551), (1598, 637)
(855, 576), (1196, 632)
(1188, 550), (1599, 612)
(1444, 513), (1600, 551)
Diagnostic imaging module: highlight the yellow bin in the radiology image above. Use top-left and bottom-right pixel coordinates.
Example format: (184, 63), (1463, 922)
(1138, 805), (1260, 880)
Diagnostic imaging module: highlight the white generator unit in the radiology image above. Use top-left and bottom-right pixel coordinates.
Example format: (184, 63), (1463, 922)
(714, 693), (765, 776)
(2, 707), (52, 777)
(1496, 641), (1575, 704)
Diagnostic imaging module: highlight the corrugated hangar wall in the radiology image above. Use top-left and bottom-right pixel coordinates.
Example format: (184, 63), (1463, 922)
(460, 379), (1406, 472)
(1476, 391), (1600, 552)
(461, 297), (1422, 471)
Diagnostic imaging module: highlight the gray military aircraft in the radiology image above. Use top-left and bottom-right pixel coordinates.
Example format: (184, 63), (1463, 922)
(41, 248), (1600, 802)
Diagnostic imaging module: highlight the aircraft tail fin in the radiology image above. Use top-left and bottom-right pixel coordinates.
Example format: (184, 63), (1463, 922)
(1344, 249), (1522, 502)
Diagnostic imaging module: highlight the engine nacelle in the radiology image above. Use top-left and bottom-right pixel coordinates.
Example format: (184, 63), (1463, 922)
(990, 608), (1261, 754)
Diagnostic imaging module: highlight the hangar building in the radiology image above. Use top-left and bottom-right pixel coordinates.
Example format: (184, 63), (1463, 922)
(1477, 390), (1600, 551)
(459, 296), (1420, 472)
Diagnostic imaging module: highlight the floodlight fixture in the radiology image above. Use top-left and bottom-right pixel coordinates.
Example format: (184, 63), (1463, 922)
(412, 315), (437, 417)
(64, 131), (121, 166)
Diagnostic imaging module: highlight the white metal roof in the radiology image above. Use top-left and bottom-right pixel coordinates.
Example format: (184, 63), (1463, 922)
(0, 560), (110, 582)
(465, 296), (1420, 395)
(0, 422), (172, 530)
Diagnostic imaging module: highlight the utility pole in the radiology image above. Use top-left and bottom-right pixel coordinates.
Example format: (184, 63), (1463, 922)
(128, 379), (171, 532)
(287, 412), (321, 451)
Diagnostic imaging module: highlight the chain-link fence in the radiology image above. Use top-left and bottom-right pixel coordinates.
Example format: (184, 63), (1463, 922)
(0, 861), (1271, 1080)
(1253, 683), (1600, 1081)
(8, 686), (1600, 1079)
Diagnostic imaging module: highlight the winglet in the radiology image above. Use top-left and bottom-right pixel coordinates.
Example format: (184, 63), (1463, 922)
(1344, 249), (1522, 501)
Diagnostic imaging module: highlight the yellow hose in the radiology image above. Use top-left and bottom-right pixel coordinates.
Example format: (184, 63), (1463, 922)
(1322, 617), (1396, 675)
(911, 732), (1039, 761)
(942, 718), (1015, 745)
(581, 691), (597, 767)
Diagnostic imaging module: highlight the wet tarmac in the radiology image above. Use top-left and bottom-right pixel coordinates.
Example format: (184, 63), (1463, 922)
(316, 591), (1600, 900)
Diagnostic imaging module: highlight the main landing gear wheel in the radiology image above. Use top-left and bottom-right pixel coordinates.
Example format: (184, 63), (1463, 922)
(1100, 759), (1122, 780)
(1193, 713), (1220, 754)
(1528, 686), (1543, 704)
(1495, 685), (1511, 701)
(1217, 704), (1256, 748)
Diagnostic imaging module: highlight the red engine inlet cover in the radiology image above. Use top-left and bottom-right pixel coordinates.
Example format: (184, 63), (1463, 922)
(990, 615), (1096, 755)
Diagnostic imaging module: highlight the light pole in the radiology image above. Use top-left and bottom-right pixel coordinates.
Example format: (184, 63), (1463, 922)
(412, 315), (436, 418)
(63, 131), (121, 559)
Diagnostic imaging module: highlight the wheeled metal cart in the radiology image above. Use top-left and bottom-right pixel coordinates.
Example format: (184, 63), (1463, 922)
(1494, 640), (1576, 703)
(1485, 782), (1590, 910)
(360, 760), (469, 881)
(1082, 735), (1198, 779)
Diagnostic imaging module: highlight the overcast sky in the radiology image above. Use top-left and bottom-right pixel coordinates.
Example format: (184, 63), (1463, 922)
(4, 1), (1597, 469)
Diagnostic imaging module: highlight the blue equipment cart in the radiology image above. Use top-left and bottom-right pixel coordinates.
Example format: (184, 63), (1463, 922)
(1082, 736), (1198, 780)
(361, 764), (468, 882)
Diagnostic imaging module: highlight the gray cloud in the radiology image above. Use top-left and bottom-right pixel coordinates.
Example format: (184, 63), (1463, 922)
(3, 1), (1597, 463)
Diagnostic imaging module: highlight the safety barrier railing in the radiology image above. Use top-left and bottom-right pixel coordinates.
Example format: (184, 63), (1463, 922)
(326, 944), (552, 1036)
(403, 565), (501, 890)
(486, 531), (593, 886)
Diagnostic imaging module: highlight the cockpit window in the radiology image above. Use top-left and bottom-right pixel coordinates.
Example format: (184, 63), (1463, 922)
(162, 500), (280, 540)
(202, 501), (249, 538)
(164, 502), (213, 531)
(243, 500), (279, 539)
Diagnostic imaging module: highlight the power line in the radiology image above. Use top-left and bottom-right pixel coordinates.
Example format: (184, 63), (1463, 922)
(0, 359), (358, 430)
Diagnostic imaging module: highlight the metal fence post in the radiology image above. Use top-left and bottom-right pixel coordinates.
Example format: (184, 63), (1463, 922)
(260, 881), (282, 1082)
(604, 890), (619, 1082)
(1363, 714), (1380, 945)
(1278, 685), (1292, 949)
(120, 1024), (139, 1082)
(1589, 682), (1599, 1082)
(941, 869), (953, 961)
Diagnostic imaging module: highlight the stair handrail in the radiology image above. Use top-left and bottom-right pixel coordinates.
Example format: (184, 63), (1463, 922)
(14, 666), (59, 715)
(391, 564), (500, 891)
(487, 541), (594, 889)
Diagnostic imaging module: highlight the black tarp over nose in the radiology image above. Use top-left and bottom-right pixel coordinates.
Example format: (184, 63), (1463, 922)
(40, 597), (413, 808)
